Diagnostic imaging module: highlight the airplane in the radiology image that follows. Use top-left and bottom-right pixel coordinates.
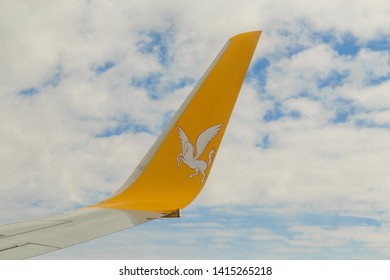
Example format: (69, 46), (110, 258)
(0, 31), (261, 259)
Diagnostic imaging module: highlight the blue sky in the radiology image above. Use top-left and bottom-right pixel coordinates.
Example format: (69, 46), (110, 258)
(1, 0), (390, 259)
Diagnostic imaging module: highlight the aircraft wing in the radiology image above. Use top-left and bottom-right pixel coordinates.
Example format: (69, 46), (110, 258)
(0, 31), (261, 259)
(0, 209), (164, 259)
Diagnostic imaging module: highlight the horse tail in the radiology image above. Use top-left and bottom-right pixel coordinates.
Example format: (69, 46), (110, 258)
(208, 148), (215, 165)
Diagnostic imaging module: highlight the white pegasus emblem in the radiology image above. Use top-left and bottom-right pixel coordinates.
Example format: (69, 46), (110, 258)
(176, 124), (223, 183)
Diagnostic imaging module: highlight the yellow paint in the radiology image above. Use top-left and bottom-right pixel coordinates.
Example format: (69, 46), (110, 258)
(92, 31), (262, 213)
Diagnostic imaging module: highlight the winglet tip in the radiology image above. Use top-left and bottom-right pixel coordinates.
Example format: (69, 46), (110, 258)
(230, 30), (262, 42)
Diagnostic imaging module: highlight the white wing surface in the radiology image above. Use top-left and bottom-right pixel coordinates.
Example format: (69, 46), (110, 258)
(0, 209), (163, 259)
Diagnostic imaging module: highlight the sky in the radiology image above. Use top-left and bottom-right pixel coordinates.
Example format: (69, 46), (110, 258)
(1, 0), (390, 259)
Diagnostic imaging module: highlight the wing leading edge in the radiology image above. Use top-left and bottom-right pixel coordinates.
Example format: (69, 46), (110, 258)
(0, 31), (261, 259)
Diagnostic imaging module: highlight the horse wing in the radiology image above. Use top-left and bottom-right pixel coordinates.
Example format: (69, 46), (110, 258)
(194, 124), (222, 159)
(177, 126), (190, 152)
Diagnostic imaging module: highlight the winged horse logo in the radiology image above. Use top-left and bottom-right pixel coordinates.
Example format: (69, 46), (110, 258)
(176, 124), (223, 183)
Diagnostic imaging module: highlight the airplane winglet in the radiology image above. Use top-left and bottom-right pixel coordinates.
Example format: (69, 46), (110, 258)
(0, 31), (262, 259)
(92, 31), (262, 213)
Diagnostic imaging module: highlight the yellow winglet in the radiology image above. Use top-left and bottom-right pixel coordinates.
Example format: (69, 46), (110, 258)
(92, 31), (262, 213)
